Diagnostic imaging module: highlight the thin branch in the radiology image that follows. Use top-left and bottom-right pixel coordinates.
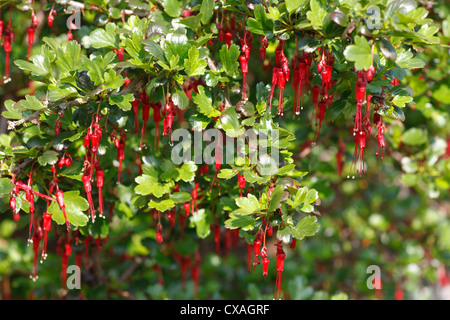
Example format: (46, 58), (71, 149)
(11, 158), (33, 174)
(116, 257), (145, 283)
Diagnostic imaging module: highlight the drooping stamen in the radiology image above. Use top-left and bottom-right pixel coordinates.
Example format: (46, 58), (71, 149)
(31, 222), (43, 282)
(274, 241), (286, 300)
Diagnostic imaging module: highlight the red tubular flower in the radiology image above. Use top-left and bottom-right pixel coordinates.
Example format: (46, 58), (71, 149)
(162, 99), (175, 146)
(0, 20), (3, 42)
(191, 182), (199, 215)
(349, 130), (368, 178)
(395, 283), (404, 300)
(152, 102), (162, 151)
(314, 99), (327, 143)
(26, 26), (35, 61)
(290, 238), (297, 251)
(274, 241), (286, 299)
(260, 36), (268, 61)
(31, 223), (43, 281)
(47, 9), (56, 27)
(156, 222), (163, 243)
(3, 27), (12, 80)
(41, 212), (52, 262)
(239, 55), (248, 100)
(213, 225), (221, 255)
(192, 252), (201, 298)
(117, 130), (126, 183)
(82, 173), (96, 221)
(261, 246), (269, 278)
(140, 99), (151, 149)
(96, 168), (104, 218)
(277, 69), (286, 117)
(376, 120), (386, 160)
(252, 234), (262, 268)
(268, 66), (279, 112)
(131, 99), (140, 135)
(9, 194), (16, 212)
(61, 241), (72, 286)
(238, 173), (245, 197)
(55, 190), (70, 231)
(247, 243), (253, 273)
(224, 32), (232, 48)
(26, 191), (35, 245)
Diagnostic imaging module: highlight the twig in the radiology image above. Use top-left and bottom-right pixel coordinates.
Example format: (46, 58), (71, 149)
(116, 257), (145, 283)
(11, 158), (33, 174)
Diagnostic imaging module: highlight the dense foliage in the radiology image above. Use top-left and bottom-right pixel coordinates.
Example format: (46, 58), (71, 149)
(0, 0), (448, 300)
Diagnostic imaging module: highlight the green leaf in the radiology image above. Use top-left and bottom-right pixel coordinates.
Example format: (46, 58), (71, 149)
(164, 33), (190, 68)
(90, 23), (118, 48)
(292, 216), (320, 240)
(2, 100), (22, 120)
(378, 38), (397, 61)
(177, 162), (198, 182)
(306, 0), (327, 30)
(135, 175), (166, 198)
(15, 56), (50, 76)
(48, 83), (78, 101)
(288, 187), (307, 208)
(247, 4), (274, 36)
(256, 153), (278, 176)
(172, 87), (189, 110)
(160, 160), (178, 181)
(392, 105), (405, 121)
(20, 94), (45, 111)
(268, 185), (288, 213)
(305, 189), (319, 204)
(169, 192), (192, 203)
(184, 47), (207, 77)
(82, 56), (104, 86)
(395, 50), (425, 70)
(325, 99), (347, 122)
(219, 44), (240, 77)
(48, 191), (89, 227)
(192, 86), (221, 118)
(104, 70), (125, 91)
(432, 84), (450, 104)
(142, 39), (167, 63)
(217, 168), (238, 179)
(189, 209), (211, 238)
(392, 95), (413, 107)
(109, 94), (135, 111)
(286, 0), (306, 14)
(89, 218), (109, 238)
(38, 150), (59, 166)
(181, 14), (203, 30)
(200, 0), (214, 24)
(343, 36), (372, 70)
(297, 37), (321, 53)
(402, 128), (427, 145)
(225, 213), (255, 231)
(277, 164), (295, 176)
(220, 107), (245, 137)
(56, 41), (81, 73)
(233, 194), (261, 215)
(162, 0), (181, 18)
(0, 178), (14, 197)
(148, 199), (176, 211)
